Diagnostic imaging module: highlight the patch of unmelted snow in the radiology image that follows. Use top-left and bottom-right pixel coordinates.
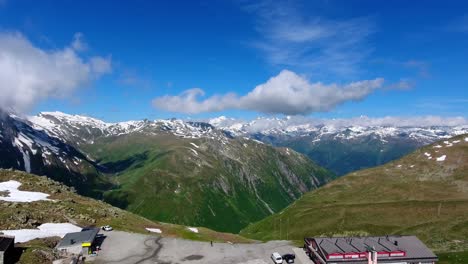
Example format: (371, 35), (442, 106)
(253, 139), (264, 144)
(0, 180), (50, 202)
(189, 148), (198, 156)
(433, 145), (442, 148)
(12, 137), (31, 173)
(410, 165), (415, 168)
(0, 223), (81, 243)
(424, 152), (431, 157)
(190, 142), (199, 148)
(436, 155), (446, 161)
(17, 133), (37, 155)
(187, 227), (199, 233)
(146, 228), (162, 233)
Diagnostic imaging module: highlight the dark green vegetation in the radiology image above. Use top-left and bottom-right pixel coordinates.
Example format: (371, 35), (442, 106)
(0, 169), (251, 244)
(80, 133), (333, 233)
(264, 134), (421, 176)
(241, 135), (468, 253)
(438, 251), (468, 264)
(0, 112), (334, 234)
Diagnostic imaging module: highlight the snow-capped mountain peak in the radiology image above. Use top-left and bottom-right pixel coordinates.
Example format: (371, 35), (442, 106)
(207, 115), (468, 143)
(25, 112), (229, 145)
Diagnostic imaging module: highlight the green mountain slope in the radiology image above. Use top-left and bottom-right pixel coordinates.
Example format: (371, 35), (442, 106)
(275, 135), (420, 175)
(3, 112), (334, 234)
(0, 169), (249, 243)
(241, 134), (468, 252)
(81, 133), (333, 233)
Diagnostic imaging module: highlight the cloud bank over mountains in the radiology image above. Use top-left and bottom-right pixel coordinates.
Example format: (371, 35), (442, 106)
(0, 31), (111, 112)
(152, 70), (384, 115)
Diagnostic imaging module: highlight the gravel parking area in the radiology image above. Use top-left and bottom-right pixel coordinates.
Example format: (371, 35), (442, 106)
(92, 230), (310, 264)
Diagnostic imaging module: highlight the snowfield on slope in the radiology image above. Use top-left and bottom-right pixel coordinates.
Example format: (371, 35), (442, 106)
(0, 223), (82, 243)
(146, 228), (162, 233)
(187, 227), (199, 233)
(0, 180), (51, 202)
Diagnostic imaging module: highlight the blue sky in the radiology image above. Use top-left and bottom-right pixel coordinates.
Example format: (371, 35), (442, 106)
(0, 0), (467, 122)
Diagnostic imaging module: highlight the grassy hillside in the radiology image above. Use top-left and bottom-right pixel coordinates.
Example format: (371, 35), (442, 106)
(80, 133), (333, 233)
(0, 169), (250, 243)
(241, 134), (468, 253)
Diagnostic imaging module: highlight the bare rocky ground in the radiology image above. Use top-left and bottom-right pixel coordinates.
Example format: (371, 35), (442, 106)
(92, 231), (308, 264)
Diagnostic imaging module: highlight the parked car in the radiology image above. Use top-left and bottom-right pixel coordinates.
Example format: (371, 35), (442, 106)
(271, 252), (283, 264)
(101, 225), (113, 231)
(282, 253), (295, 263)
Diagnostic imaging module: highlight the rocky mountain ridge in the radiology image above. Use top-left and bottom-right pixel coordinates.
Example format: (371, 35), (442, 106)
(0, 110), (333, 232)
(209, 116), (468, 175)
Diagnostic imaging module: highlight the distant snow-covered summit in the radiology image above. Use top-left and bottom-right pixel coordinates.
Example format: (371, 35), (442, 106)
(27, 111), (228, 146)
(207, 115), (468, 144)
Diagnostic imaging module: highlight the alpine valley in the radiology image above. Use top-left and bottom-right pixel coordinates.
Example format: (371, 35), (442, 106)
(0, 110), (333, 233)
(209, 116), (468, 175)
(1, 110), (467, 233)
(241, 134), (468, 253)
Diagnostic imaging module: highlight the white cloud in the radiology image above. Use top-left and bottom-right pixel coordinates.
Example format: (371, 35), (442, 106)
(152, 70), (384, 115)
(90, 56), (112, 74)
(243, 1), (375, 76)
(0, 31), (111, 112)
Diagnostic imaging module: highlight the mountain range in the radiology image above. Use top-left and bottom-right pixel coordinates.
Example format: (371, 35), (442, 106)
(209, 116), (468, 175)
(2, 110), (467, 233)
(0, 110), (333, 232)
(2, 109), (468, 260)
(241, 134), (468, 253)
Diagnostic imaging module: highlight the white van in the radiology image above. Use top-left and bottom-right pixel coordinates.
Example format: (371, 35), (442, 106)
(271, 252), (283, 264)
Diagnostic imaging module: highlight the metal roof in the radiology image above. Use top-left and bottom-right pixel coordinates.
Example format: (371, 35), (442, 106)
(0, 235), (14, 251)
(307, 235), (438, 263)
(56, 228), (99, 248)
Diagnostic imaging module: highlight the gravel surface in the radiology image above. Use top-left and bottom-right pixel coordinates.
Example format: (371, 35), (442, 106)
(92, 230), (310, 264)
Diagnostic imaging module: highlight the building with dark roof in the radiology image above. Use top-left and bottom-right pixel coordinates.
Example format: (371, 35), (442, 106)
(0, 235), (14, 264)
(56, 228), (99, 256)
(304, 236), (438, 264)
